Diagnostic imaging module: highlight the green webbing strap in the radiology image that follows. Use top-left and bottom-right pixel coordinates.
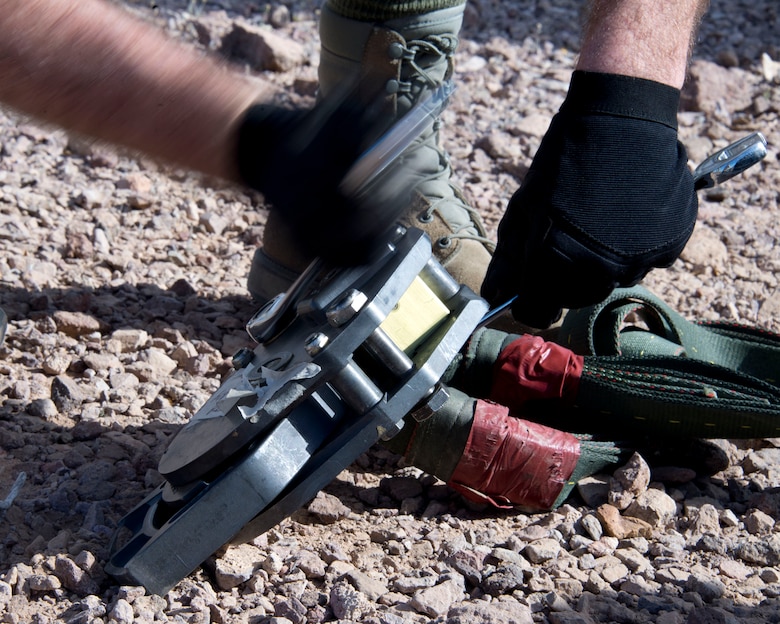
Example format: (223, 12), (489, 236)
(543, 286), (780, 439)
(560, 286), (780, 387)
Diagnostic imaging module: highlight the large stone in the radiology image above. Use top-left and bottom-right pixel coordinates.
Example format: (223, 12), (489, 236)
(219, 22), (306, 72)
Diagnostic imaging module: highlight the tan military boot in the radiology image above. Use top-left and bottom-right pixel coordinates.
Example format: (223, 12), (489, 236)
(247, 0), (494, 303)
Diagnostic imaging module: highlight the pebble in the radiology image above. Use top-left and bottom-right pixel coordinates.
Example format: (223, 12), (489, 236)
(408, 577), (465, 617)
(1, 1), (779, 624)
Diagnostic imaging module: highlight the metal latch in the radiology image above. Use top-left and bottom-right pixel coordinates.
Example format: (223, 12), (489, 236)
(106, 227), (488, 595)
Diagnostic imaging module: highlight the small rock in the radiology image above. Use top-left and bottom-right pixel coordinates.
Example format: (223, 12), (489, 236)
(200, 212), (229, 235)
(83, 352), (122, 372)
(26, 574), (61, 592)
(343, 569), (387, 600)
(744, 508), (775, 535)
(109, 598), (135, 624)
(106, 328), (149, 353)
(380, 475), (423, 501)
(761, 52), (780, 83)
(687, 503), (722, 538)
(211, 543), (260, 590)
(329, 581), (373, 621)
(139, 347), (178, 377)
(686, 573), (726, 602)
(288, 550), (327, 580)
(27, 398), (58, 419)
(42, 352), (72, 375)
(524, 538), (561, 563)
(580, 513), (603, 541)
(445, 600), (534, 624)
(597, 504), (653, 539)
(50, 375), (85, 411)
(409, 578), (465, 617)
(624, 489), (677, 528)
(480, 564), (525, 597)
(219, 22), (306, 72)
(307, 491), (350, 524)
(53, 555), (99, 596)
(52, 310), (105, 337)
(612, 453), (651, 495)
(577, 474), (610, 508)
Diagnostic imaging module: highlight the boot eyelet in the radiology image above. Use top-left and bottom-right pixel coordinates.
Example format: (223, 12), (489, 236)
(417, 212), (434, 224)
(385, 80), (400, 95)
(388, 42), (404, 59)
(437, 237), (452, 248)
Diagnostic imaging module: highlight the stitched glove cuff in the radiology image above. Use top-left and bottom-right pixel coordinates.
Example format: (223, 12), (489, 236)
(561, 70), (680, 129)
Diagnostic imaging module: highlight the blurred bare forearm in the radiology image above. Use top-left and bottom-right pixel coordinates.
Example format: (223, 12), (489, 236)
(0, 0), (274, 181)
(578, 0), (711, 88)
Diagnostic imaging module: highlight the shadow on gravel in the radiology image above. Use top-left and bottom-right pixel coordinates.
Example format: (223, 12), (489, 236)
(0, 281), (260, 353)
(0, 280), (265, 571)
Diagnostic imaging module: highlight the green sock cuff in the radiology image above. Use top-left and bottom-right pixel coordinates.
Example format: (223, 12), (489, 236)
(327, 0), (465, 21)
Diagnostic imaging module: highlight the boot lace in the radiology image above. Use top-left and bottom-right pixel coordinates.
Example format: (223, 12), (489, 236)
(395, 35), (496, 252)
(414, 142), (497, 252)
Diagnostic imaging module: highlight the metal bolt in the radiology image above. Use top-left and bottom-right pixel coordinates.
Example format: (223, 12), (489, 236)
(304, 332), (329, 356)
(410, 385), (450, 422)
(326, 289), (368, 327)
(232, 347), (254, 369)
(378, 419), (405, 441)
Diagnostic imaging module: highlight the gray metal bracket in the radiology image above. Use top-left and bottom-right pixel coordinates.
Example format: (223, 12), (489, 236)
(106, 227), (488, 595)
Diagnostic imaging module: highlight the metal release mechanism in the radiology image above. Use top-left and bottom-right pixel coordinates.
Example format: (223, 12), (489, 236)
(106, 228), (488, 595)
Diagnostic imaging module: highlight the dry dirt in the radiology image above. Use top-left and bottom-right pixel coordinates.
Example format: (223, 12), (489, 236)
(0, 1), (779, 623)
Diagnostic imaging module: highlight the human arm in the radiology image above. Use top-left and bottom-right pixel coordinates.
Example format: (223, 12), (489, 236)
(0, 0), (400, 264)
(481, 0), (710, 328)
(577, 0), (709, 88)
(0, 0), (269, 181)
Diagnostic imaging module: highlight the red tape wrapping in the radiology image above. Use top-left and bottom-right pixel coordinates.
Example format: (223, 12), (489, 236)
(490, 334), (584, 410)
(447, 400), (581, 510)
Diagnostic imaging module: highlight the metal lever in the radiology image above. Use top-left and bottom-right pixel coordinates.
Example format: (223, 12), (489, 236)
(340, 81), (455, 196)
(693, 131), (767, 190)
(246, 258), (326, 344)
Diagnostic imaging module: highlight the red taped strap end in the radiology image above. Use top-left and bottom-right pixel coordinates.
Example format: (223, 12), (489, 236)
(447, 399), (581, 511)
(490, 334), (584, 410)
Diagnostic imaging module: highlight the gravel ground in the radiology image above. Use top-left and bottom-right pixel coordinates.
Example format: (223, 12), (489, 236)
(0, 0), (779, 622)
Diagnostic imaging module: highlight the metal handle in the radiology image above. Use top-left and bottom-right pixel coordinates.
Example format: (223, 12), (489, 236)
(693, 132), (768, 190)
(339, 81), (456, 196)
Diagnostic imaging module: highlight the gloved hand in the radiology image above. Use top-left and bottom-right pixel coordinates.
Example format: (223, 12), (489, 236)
(236, 95), (407, 266)
(481, 71), (698, 328)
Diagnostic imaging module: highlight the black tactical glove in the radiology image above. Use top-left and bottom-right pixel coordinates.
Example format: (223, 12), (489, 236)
(236, 95), (406, 266)
(481, 71), (698, 328)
